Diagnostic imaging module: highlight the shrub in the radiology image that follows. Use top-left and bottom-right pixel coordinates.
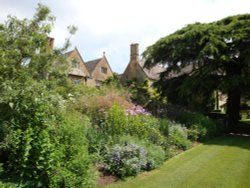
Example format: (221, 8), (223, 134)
(49, 112), (96, 188)
(127, 115), (165, 145)
(0, 81), (63, 187)
(104, 104), (165, 145)
(125, 79), (167, 114)
(104, 143), (148, 178)
(77, 85), (133, 126)
(77, 84), (131, 108)
(105, 103), (127, 136)
(118, 135), (166, 170)
(0, 4), (97, 186)
(126, 115), (147, 138)
(178, 112), (223, 141)
(157, 118), (170, 137)
(187, 125), (200, 141)
(0, 81), (96, 187)
(86, 126), (114, 163)
(169, 123), (192, 150)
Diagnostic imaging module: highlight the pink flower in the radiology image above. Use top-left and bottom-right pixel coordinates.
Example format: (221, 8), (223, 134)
(125, 105), (151, 116)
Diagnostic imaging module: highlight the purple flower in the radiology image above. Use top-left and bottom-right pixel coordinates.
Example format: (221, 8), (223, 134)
(125, 105), (151, 116)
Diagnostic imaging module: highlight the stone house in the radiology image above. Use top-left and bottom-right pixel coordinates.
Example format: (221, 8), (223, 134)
(65, 48), (113, 87)
(120, 43), (165, 84)
(65, 47), (90, 85)
(85, 52), (113, 87)
(121, 43), (227, 111)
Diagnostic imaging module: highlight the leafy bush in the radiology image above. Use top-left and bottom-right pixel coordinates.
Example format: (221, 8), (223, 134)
(169, 123), (192, 150)
(178, 112), (223, 141)
(86, 104), (167, 170)
(105, 143), (148, 178)
(78, 85), (133, 126)
(103, 104), (165, 145)
(86, 126), (114, 163)
(187, 125), (200, 141)
(49, 112), (96, 188)
(0, 4), (97, 187)
(124, 79), (167, 115)
(0, 81), (63, 187)
(104, 134), (167, 178)
(126, 115), (165, 145)
(158, 118), (170, 137)
(119, 136), (166, 169)
(0, 81), (96, 187)
(105, 103), (127, 136)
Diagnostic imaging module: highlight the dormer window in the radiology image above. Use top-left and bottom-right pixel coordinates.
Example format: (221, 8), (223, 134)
(101, 67), (107, 74)
(72, 59), (79, 69)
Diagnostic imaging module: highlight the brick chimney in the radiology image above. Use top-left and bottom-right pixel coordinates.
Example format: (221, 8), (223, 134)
(130, 43), (139, 61)
(48, 37), (55, 48)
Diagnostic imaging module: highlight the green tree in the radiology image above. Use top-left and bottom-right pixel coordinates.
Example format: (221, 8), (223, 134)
(143, 14), (250, 128)
(0, 4), (95, 187)
(0, 6), (69, 83)
(124, 79), (167, 115)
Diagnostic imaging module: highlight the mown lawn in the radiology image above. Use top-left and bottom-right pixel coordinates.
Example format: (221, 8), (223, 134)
(107, 135), (250, 188)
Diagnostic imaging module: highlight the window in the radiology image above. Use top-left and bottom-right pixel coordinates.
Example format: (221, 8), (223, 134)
(95, 80), (102, 87)
(71, 59), (79, 69)
(74, 79), (81, 84)
(101, 67), (108, 74)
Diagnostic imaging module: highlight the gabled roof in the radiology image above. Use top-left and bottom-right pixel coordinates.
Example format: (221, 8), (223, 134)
(139, 61), (165, 81)
(64, 50), (74, 57)
(65, 47), (90, 77)
(85, 54), (113, 76)
(85, 58), (102, 74)
(65, 47), (85, 64)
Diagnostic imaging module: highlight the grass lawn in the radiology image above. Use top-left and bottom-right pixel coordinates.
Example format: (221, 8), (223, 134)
(107, 135), (250, 188)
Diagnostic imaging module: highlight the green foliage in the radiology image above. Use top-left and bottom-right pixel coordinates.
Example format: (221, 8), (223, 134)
(126, 79), (150, 105)
(74, 83), (132, 128)
(0, 5), (70, 85)
(127, 115), (165, 145)
(118, 136), (166, 169)
(0, 81), (96, 187)
(104, 104), (165, 145)
(87, 103), (167, 169)
(168, 123), (192, 150)
(106, 103), (127, 136)
(178, 111), (223, 141)
(86, 123), (116, 164)
(0, 81), (62, 186)
(125, 79), (167, 115)
(158, 118), (170, 137)
(68, 82), (101, 99)
(107, 136), (250, 188)
(104, 134), (167, 178)
(105, 143), (148, 178)
(155, 75), (215, 113)
(0, 4), (96, 187)
(102, 74), (123, 88)
(49, 112), (96, 188)
(143, 14), (250, 126)
(187, 125), (200, 141)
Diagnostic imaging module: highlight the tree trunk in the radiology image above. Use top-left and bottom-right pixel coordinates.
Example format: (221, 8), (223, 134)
(226, 88), (241, 130)
(225, 61), (242, 131)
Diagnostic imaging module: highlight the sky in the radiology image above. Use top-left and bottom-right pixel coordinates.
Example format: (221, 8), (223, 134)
(1, 0), (250, 73)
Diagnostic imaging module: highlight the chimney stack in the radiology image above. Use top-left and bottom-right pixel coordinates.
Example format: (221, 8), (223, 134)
(130, 43), (139, 61)
(48, 37), (55, 48)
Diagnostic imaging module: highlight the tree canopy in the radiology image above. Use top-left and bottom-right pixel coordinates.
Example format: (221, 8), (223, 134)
(0, 4), (95, 187)
(143, 14), (250, 126)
